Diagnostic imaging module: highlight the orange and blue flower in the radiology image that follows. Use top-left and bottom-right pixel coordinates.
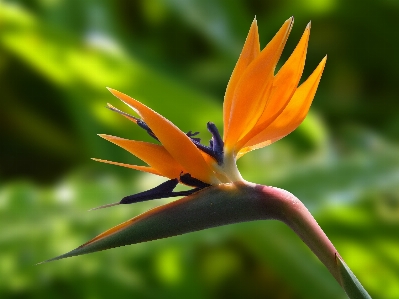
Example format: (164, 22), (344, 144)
(91, 17), (326, 207)
(44, 17), (327, 262)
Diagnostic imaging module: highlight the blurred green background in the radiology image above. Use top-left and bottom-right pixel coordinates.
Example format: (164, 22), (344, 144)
(1, 0), (399, 298)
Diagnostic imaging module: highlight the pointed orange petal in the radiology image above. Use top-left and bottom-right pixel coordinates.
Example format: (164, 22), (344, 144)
(236, 140), (272, 159)
(107, 88), (214, 184)
(223, 18), (260, 136)
(238, 56), (327, 156)
(98, 135), (184, 179)
(224, 17), (294, 150)
(237, 22), (311, 150)
(92, 158), (162, 176)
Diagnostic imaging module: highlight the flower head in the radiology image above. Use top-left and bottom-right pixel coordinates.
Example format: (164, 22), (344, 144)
(91, 17), (326, 206)
(44, 17), (327, 262)
(41, 19), (373, 299)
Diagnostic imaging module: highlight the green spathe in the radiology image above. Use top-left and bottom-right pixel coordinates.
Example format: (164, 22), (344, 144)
(43, 182), (286, 261)
(41, 182), (371, 299)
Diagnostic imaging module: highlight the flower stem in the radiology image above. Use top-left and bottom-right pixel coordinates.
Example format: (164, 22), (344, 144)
(216, 150), (244, 183)
(254, 184), (373, 298)
(256, 185), (341, 283)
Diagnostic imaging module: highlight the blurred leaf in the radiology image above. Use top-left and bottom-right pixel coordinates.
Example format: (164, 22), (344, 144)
(0, 2), (222, 180)
(287, 152), (399, 207)
(336, 256), (372, 299)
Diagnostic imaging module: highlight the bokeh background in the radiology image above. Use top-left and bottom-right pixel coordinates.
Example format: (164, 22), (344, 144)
(1, 0), (399, 298)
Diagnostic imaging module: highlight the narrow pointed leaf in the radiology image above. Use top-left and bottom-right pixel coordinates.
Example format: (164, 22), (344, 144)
(336, 255), (372, 299)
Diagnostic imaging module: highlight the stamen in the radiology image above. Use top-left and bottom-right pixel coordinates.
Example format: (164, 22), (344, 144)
(180, 173), (211, 188)
(88, 202), (120, 211)
(136, 120), (159, 141)
(207, 122), (224, 165)
(107, 104), (140, 122)
(189, 123), (224, 165)
(89, 174), (210, 209)
(107, 104), (225, 165)
(191, 140), (215, 157)
(107, 104), (159, 141)
(120, 178), (205, 204)
(186, 131), (200, 137)
(120, 179), (179, 204)
(186, 131), (201, 143)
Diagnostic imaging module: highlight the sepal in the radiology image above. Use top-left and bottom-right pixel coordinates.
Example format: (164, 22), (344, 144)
(40, 183), (277, 263)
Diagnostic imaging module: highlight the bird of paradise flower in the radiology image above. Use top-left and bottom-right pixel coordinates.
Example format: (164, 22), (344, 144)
(43, 17), (371, 299)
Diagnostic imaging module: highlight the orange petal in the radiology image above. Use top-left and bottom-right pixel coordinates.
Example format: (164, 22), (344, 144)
(224, 17), (294, 150)
(236, 140), (272, 159)
(238, 56), (327, 156)
(92, 158), (162, 176)
(98, 135), (184, 179)
(223, 18), (260, 137)
(237, 22), (311, 150)
(107, 88), (214, 184)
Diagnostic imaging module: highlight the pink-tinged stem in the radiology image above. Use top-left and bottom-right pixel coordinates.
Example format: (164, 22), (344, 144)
(254, 184), (341, 284)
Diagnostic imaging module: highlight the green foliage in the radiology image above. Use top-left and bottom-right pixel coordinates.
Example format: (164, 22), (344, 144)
(337, 256), (372, 299)
(1, 0), (399, 298)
